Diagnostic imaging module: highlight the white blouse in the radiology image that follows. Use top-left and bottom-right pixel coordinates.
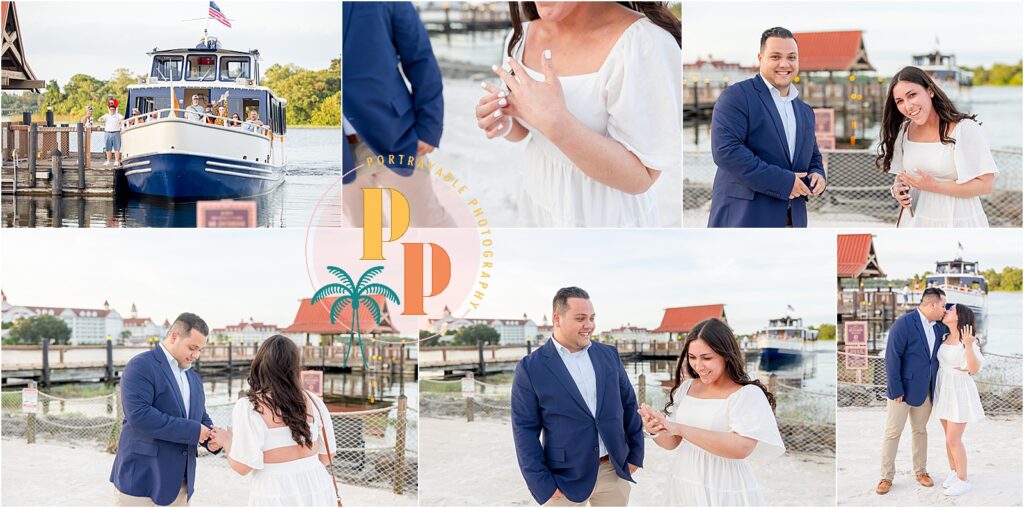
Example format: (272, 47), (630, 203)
(229, 392), (337, 470)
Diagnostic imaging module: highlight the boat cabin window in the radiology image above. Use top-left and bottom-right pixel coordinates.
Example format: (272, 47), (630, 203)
(152, 56), (183, 81)
(134, 96), (155, 115)
(186, 55), (218, 81)
(220, 57), (252, 82)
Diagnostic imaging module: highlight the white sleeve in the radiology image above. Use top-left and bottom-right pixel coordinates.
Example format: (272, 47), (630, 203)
(311, 393), (336, 456)
(953, 120), (999, 183)
(728, 385), (786, 460)
(887, 124), (907, 175)
(602, 20), (681, 174)
(228, 398), (265, 470)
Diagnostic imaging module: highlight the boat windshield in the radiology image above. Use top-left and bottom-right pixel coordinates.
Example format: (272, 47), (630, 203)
(187, 54), (218, 81)
(220, 57), (252, 82)
(152, 56), (183, 81)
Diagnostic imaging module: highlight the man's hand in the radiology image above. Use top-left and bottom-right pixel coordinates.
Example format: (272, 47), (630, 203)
(809, 172), (826, 196)
(628, 463), (639, 475)
(790, 172), (810, 199)
(199, 425), (211, 444)
(416, 140), (435, 157)
(548, 489), (564, 502)
(891, 396), (904, 404)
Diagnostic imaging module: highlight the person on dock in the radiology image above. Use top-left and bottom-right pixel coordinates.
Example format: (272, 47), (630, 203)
(80, 105), (94, 128)
(708, 26), (827, 227)
(184, 95), (207, 122)
(110, 312), (225, 506)
(98, 105), (124, 167)
(341, 1), (455, 228)
(875, 287), (948, 495)
(511, 287), (644, 506)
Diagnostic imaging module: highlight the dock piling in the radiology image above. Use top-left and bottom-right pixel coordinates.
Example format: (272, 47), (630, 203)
(41, 338), (50, 388)
(105, 336), (113, 384)
(28, 123), (37, 187)
(76, 123), (85, 190)
(51, 149), (63, 196)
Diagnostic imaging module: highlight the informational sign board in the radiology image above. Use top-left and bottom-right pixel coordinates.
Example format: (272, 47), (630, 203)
(22, 386), (38, 414)
(814, 108), (836, 150)
(845, 321), (867, 345)
(845, 346), (868, 370)
(300, 370), (324, 397)
(197, 200), (257, 228)
(462, 376), (475, 398)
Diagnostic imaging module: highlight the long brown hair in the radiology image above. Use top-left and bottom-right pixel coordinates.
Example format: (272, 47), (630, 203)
(506, 2), (681, 57)
(663, 318), (776, 415)
(875, 66), (978, 173)
(246, 335), (313, 448)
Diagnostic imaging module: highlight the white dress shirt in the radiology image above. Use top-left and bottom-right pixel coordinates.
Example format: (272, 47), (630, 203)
(759, 73), (799, 161)
(917, 309), (937, 357)
(159, 343), (191, 418)
(551, 337), (607, 458)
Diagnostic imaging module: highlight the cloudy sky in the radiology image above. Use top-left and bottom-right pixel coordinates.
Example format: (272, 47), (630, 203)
(15, 1), (340, 85)
(2, 229), (837, 335)
(684, 1), (1023, 75)
(862, 229), (1022, 279)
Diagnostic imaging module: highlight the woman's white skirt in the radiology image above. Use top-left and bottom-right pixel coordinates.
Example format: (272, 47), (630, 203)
(249, 454), (338, 506)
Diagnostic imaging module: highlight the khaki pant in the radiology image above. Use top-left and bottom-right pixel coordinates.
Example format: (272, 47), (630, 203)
(114, 482), (188, 506)
(343, 140), (455, 228)
(880, 397), (932, 481)
(543, 461), (631, 507)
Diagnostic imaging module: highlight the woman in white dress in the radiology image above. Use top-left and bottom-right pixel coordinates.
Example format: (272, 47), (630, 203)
(209, 335), (340, 506)
(876, 66), (999, 227)
(473, 1), (681, 227)
(638, 318), (785, 506)
(932, 304), (985, 497)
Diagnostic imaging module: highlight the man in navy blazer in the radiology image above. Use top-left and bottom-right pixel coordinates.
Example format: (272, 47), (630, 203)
(709, 26), (826, 228)
(341, 1), (454, 227)
(876, 288), (948, 495)
(110, 313), (221, 506)
(512, 287), (644, 506)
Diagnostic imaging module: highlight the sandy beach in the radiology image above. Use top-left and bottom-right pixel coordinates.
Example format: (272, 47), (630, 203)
(683, 206), (892, 228)
(837, 407), (1022, 506)
(0, 439), (415, 507)
(429, 78), (682, 227)
(420, 416), (835, 506)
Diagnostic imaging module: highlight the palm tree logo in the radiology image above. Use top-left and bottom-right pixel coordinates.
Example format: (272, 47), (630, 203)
(312, 265), (400, 369)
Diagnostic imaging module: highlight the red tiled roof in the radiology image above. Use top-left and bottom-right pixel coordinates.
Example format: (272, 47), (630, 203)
(123, 318), (152, 326)
(281, 296), (398, 335)
(22, 306), (113, 318)
(654, 304), (725, 333)
(837, 234), (873, 278)
(793, 31), (867, 72)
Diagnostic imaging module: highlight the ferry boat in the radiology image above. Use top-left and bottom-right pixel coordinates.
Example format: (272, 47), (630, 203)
(911, 48), (974, 102)
(119, 34), (286, 199)
(922, 256), (988, 345)
(755, 315), (818, 365)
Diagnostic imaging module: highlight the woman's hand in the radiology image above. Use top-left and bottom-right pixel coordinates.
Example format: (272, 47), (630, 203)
(492, 51), (570, 136)
(210, 426), (233, 453)
(637, 404), (667, 435)
(474, 82), (515, 139)
(899, 169), (938, 193)
(961, 324), (976, 346)
(891, 176), (913, 208)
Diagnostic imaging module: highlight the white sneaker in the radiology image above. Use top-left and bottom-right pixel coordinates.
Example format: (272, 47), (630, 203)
(941, 470), (957, 489)
(103, 161), (110, 167)
(944, 478), (971, 496)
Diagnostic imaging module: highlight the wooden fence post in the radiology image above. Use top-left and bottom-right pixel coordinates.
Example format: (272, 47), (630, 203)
(392, 394), (408, 495)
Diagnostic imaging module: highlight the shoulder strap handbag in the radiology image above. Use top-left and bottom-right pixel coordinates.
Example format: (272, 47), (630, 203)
(307, 391), (342, 507)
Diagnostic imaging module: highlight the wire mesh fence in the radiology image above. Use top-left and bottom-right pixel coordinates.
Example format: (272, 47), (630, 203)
(1, 389), (418, 495)
(837, 349), (1023, 413)
(421, 375), (836, 456)
(684, 148), (1023, 227)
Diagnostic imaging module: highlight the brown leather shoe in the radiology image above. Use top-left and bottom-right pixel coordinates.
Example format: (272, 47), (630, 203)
(916, 473), (934, 487)
(876, 479), (892, 495)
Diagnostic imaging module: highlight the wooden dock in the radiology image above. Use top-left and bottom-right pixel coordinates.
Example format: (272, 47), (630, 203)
(2, 122), (117, 197)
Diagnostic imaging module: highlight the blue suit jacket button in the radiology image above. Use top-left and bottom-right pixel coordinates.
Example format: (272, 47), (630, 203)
(182, 450), (187, 456)
(594, 447), (599, 451)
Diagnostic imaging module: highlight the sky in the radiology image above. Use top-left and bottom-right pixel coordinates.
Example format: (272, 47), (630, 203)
(858, 229), (1023, 279)
(14, 1), (340, 86)
(1, 229), (837, 336)
(684, 1), (1023, 75)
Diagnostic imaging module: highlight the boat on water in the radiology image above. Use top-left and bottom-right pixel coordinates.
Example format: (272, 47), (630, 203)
(755, 315), (817, 367)
(920, 256), (988, 345)
(119, 34), (286, 199)
(911, 47), (973, 102)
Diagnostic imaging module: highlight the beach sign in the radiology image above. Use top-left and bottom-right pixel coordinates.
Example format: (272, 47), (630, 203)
(461, 376), (474, 398)
(21, 386), (38, 414)
(197, 200), (257, 228)
(300, 370), (324, 397)
(844, 321), (867, 345)
(845, 346), (868, 369)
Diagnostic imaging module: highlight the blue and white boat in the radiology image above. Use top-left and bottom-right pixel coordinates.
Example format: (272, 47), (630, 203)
(756, 315), (817, 366)
(923, 256), (988, 346)
(119, 35), (286, 199)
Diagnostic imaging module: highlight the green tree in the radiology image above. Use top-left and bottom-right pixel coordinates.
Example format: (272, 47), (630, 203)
(815, 324), (836, 341)
(4, 315), (72, 345)
(312, 266), (400, 368)
(453, 324), (500, 346)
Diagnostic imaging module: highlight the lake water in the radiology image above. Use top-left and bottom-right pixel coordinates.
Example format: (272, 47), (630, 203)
(0, 128), (341, 228)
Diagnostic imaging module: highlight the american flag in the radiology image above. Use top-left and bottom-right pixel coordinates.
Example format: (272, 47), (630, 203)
(209, 1), (232, 28)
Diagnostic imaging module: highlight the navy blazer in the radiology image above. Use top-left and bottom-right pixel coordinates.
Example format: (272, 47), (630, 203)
(110, 348), (217, 505)
(885, 310), (948, 407)
(708, 74), (825, 227)
(511, 339), (644, 504)
(341, 2), (444, 182)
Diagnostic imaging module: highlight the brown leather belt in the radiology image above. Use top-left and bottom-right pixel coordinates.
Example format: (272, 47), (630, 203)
(346, 134), (360, 144)
(599, 455), (610, 463)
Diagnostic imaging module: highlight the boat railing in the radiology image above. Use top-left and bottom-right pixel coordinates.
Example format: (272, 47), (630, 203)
(119, 108), (273, 138)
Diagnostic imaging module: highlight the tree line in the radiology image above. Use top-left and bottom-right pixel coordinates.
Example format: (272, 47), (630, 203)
(1, 59), (340, 126)
(964, 61), (1023, 86)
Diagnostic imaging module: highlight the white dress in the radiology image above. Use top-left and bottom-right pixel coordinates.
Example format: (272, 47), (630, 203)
(229, 392), (339, 506)
(665, 379), (786, 506)
(889, 119), (999, 227)
(508, 18), (681, 227)
(932, 341), (986, 423)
